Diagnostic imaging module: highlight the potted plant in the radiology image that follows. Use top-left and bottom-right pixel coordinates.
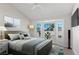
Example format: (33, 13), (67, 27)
(45, 31), (51, 39)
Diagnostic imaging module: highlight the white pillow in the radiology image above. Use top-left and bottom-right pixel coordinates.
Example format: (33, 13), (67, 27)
(8, 34), (19, 40)
(24, 37), (31, 40)
(19, 34), (24, 40)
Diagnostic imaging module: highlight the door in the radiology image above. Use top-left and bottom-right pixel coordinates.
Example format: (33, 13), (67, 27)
(55, 20), (64, 47)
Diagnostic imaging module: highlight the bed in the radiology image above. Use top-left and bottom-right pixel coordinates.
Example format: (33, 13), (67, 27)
(5, 31), (52, 55)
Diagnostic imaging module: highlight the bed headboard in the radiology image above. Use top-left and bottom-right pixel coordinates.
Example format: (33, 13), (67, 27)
(4, 31), (21, 40)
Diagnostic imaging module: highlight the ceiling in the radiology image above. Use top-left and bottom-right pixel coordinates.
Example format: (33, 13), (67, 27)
(12, 3), (75, 21)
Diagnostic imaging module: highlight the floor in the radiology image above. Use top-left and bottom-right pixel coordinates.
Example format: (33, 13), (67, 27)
(49, 45), (74, 55)
(64, 48), (74, 55)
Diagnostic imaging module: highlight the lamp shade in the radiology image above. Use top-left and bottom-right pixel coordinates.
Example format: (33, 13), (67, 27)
(0, 26), (7, 31)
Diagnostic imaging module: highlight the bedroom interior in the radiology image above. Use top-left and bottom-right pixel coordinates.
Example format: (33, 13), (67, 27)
(0, 3), (79, 55)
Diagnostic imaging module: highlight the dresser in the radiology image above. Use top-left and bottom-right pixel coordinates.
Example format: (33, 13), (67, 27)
(0, 39), (8, 55)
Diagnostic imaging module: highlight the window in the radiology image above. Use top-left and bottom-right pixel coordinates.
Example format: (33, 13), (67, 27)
(36, 24), (41, 32)
(44, 23), (54, 31)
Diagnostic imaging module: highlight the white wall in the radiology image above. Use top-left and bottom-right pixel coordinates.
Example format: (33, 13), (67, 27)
(0, 4), (30, 32)
(63, 16), (71, 47)
(54, 16), (71, 47)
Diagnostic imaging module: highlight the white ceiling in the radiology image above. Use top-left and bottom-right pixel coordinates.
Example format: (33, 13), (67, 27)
(12, 3), (75, 21)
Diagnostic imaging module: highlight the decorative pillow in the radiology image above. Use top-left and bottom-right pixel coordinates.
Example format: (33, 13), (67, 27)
(21, 32), (30, 37)
(19, 34), (24, 40)
(8, 34), (20, 41)
(24, 37), (31, 40)
(19, 32), (31, 40)
(23, 33), (31, 40)
(23, 33), (28, 37)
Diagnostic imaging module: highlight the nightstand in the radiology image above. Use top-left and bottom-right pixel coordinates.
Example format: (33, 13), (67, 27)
(0, 39), (8, 55)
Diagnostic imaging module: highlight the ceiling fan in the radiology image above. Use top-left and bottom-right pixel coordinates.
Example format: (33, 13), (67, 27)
(32, 3), (43, 10)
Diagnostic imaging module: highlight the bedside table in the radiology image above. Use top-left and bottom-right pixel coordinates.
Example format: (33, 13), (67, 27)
(0, 39), (8, 55)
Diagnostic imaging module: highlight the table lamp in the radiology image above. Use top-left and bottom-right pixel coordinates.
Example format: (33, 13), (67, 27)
(0, 26), (7, 39)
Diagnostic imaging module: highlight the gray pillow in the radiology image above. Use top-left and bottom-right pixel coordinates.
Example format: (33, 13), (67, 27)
(8, 34), (20, 41)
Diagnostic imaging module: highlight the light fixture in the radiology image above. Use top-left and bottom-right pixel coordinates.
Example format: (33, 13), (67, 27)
(29, 25), (34, 29)
(32, 3), (43, 10)
(0, 26), (7, 39)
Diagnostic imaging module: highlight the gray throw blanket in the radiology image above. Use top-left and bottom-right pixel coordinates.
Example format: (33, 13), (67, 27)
(22, 39), (45, 54)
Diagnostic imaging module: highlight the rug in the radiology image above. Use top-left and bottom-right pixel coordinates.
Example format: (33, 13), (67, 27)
(49, 45), (64, 55)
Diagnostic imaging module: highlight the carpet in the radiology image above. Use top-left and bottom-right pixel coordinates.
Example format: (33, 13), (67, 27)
(49, 45), (64, 55)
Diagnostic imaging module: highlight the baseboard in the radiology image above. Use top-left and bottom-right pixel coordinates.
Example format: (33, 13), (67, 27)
(72, 49), (77, 55)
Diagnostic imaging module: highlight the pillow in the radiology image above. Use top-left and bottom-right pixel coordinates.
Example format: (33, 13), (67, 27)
(23, 33), (28, 37)
(24, 37), (31, 40)
(18, 32), (31, 40)
(20, 32), (30, 37)
(19, 34), (24, 40)
(8, 34), (20, 41)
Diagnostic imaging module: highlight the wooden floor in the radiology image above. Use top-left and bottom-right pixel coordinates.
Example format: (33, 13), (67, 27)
(64, 48), (74, 55)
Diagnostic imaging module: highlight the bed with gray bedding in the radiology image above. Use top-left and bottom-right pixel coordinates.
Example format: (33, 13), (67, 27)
(8, 37), (52, 55)
(5, 31), (52, 55)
